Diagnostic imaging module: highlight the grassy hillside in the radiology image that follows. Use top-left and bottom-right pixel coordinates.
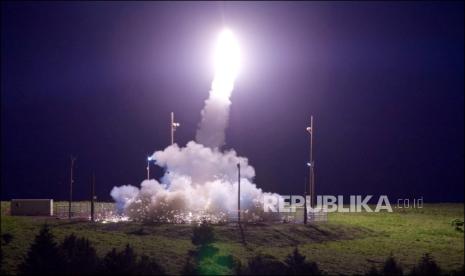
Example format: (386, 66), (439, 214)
(1, 202), (463, 275)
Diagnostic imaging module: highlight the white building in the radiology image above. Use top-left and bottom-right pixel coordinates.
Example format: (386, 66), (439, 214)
(10, 199), (54, 216)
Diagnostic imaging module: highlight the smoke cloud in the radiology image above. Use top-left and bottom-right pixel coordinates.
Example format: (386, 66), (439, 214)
(111, 142), (279, 222)
(195, 92), (231, 149)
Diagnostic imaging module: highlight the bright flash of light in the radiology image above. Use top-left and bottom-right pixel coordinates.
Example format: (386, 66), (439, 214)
(211, 28), (241, 100)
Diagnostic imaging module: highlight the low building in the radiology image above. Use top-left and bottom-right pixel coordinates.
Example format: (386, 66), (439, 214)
(10, 199), (54, 216)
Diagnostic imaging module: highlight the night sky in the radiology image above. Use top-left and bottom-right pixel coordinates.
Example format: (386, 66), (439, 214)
(1, 2), (463, 202)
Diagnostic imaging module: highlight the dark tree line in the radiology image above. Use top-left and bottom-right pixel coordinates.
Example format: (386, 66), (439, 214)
(18, 225), (165, 275)
(13, 223), (463, 275)
(365, 252), (464, 276)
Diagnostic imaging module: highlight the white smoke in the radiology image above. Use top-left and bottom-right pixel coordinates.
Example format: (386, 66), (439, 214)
(196, 28), (239, 148)
(110, 29), (280, 223)
(195, 92), (231, 149)
(111, 142), (279, 222)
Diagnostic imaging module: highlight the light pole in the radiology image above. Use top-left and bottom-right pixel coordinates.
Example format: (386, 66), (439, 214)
(147, 156), (153, 180)
(69, 155), (76, 219)
(237, 163), (241, 225)
(170, 112), (180, 145)
(306, 115), (315, 210)
(91, 172), (96, 222)
(303, 176), (307, 224)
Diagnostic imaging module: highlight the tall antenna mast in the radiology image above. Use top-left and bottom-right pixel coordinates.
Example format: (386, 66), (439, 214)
(310, 116), (314, 208)
(237, 163), (241, 225)
(306, 115), (315, 209)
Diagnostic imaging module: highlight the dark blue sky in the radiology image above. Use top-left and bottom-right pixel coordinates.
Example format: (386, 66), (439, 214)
(1, 2), (463, 202)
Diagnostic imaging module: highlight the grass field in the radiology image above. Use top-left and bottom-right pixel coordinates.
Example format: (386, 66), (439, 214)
(1, 202), (463, 275)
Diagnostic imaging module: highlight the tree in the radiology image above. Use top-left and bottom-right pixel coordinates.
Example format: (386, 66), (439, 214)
(100, 244), (138, 274)
(409, 253), (441, 275)
(135, 255), (165, 275)
(0, 247), (5, 275)
(450, 265), (464, 276)
(181, 256), (198, 275)
(284, 248), (321, 275)
(100, 244), (165, 275)
(245, 254), (288, 275)
(0, 233), (13, 275)
(381, 254), (403, 276)
(59, 233), (100, 274)
(365, 265), (381, 276)
(18, 224), (64, 274)
(191, 220), (214, 247)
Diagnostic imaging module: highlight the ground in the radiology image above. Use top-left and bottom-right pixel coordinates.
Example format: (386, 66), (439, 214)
(1, 202), (463, 275)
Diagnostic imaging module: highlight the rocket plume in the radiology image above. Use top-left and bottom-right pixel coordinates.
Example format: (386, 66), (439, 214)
(196, 29), (240, 148)
(110, 29), (280, 223)
(195, 93), (231, 149)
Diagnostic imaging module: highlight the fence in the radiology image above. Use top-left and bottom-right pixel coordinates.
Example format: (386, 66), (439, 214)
(224, 207), (328, 224)
(54, 201), (116, 220)
(281, 206), (328, 223)
(3, 200), (327, 223)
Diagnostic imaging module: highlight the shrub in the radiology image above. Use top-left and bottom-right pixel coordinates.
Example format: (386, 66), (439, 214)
(365, 265), (381, 276)
(100, 244), (138, 274)
(1, 234), (14, 274)
(1, 233), (13, 245)
(135, 255), (165, 275)
(233, 259), (244, 275)
(100, 244), (165, 275)
(451, 218), (464, 232)
(409, 253), (441, 275)
(59, 233), (100, 274)
(381, 254), (403, 275)
(450, 265), (464, 276)
(195, 253), (237, 275)
(191, 220), (214, 246)
(18, 224), (65, 274)
(215, 254), (235, 270)
(450, 218), (464, 227)
(181, 256), (198, 275)
(0, 247), (4, 275)
(285, 248), (321, 275)
(195, 244), (219, 259)
(188, 221), (238, 275)
(244, 254), (288, 275)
